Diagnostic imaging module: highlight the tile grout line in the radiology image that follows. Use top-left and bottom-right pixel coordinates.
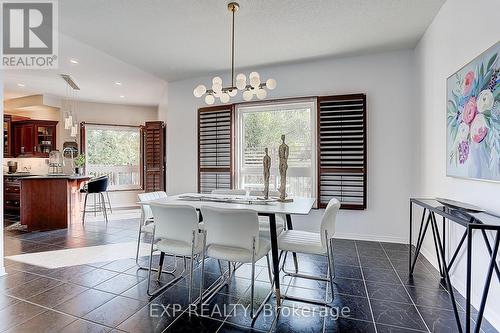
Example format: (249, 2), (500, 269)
(353, 240), (378, 333)
(3, 292), (120, 332)
(379, 243), (432, 333)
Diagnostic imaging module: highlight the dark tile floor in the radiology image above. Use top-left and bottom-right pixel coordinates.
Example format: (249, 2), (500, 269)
(1, 214), (499, 332)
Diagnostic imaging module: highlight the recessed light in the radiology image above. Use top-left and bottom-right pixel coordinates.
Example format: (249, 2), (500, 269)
(119, 95), (125, 98)
(115, 81), (122, 86)
(17, 83), (25, 87)
(70, 59), (79, 64)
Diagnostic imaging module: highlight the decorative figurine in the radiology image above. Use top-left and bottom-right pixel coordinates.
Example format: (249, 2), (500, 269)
(263, 148), (271, 199)
(278, 134), (289, 201)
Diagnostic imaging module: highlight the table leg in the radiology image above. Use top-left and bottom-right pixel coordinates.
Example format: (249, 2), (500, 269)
(285, 214), (298, 272)
(431, 213), (463, 333)
(466, 226), (472, 333)
(269, 213), (281, 306)
(480, 229), (500, 281)
(474, 231), (500, 333)
(409, 201), (413, 273)
(410, 209), (430, 275)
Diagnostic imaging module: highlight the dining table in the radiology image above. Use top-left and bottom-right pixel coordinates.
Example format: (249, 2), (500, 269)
(142, 192), (316, 307)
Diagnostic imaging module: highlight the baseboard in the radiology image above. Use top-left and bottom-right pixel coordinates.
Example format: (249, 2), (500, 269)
(333, 232), (408, 244)
(111, 205), (139, 210)
(419, 247), (500, 331)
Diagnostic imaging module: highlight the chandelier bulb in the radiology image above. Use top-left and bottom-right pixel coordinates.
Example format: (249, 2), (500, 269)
(212, 76), (222, 85)
(236, 73), (246, 81)
(266, 78), (276, 90)
(242, 90), (253, 101)
(205, 94), (215, 105)
(256, 88), (267, 100)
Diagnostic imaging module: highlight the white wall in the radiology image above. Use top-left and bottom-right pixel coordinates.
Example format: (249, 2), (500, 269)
(414, 0), (500, 328)
(164, 50), (416, 243)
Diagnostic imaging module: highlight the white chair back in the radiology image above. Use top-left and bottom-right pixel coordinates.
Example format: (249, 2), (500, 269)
(201, 206), (259, 252)
(320, 198), (341, 249)
(150, 204), (200, 244)
(249, 190), (280, 197)
(211, 189), (247, 195)
(138, 191), (167, 223)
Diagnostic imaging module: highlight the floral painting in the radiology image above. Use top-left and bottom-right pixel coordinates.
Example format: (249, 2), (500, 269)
(447, 42), (500, 181)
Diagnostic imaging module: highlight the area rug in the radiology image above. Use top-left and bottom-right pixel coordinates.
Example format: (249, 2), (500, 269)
(4, 222), (27, 232)
(6, 242), (151, 269)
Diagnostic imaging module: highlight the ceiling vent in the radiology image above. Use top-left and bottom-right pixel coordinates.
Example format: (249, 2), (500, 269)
(60, 74), (80, 90)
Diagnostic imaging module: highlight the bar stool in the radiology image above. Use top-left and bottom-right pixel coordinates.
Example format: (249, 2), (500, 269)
(81, 176), (110, 224)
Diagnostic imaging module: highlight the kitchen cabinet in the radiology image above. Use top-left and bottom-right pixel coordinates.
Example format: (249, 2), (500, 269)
(4, 175), (21, 214)
(12, 120), (58, 157)
(4, 115), (12, 157)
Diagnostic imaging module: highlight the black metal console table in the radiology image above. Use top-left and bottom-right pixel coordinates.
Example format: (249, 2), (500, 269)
(409, 198), (500, 333)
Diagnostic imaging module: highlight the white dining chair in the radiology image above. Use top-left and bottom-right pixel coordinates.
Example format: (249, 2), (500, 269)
(211, 189), (247, 195)
(199, 206), (273, 321)
(136, 192), (167, 271)
(146, 204), (204, 299)
(277, 197), (341, 305)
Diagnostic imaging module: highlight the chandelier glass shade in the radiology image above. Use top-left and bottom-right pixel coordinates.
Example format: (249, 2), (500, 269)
(193, 2), (276, 105)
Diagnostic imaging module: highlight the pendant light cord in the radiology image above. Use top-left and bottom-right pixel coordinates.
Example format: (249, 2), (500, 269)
(231, 7), (235, 88)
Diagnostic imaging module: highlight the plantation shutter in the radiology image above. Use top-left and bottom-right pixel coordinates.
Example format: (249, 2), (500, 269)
(198, 105), (234, 193)
(144, 121), (166, 192)
(317, 94), (366, 209)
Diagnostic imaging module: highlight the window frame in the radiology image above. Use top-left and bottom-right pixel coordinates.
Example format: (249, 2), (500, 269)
(80, 122), (144, 192)
(234, 98), (318, 201)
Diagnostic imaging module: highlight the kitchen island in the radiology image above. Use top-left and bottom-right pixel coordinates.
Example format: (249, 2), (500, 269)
(19, 175), (91, 231)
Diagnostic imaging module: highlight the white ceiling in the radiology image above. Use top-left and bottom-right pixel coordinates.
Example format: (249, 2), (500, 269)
(59, 0), (445, 81)
(4, 0), (445, 106)
(4, 34), (166, 106)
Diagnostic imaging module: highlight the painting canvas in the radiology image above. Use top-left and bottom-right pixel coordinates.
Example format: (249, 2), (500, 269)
(447, 42), (500, 181)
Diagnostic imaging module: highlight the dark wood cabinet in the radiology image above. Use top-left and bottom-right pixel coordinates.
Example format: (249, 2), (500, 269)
(12, 120), (58, 157)
(144, 121), (166, 191)
(4, 176), (21, 214)
(4, 115), (12, 157)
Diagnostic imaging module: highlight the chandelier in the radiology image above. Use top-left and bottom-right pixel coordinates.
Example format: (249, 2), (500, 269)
(193, 2), (276, 105)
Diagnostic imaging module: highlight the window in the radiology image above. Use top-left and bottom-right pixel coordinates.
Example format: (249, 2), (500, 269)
(196, 94), (366, 210)
(235, 100), (317, 198)
(82, 123), (143, 191)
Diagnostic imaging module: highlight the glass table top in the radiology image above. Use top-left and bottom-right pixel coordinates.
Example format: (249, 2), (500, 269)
(411, 198), (500, 228)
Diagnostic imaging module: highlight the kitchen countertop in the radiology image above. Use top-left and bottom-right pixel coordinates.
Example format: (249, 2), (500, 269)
(4, 173), (39, 177)
(20, 174), (92, 180)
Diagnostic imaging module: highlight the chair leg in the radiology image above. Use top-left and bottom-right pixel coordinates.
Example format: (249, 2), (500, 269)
(292, 253), (299, 273)
(93, 193), (97, 217)
(82, 193), (88, 224)
(189, 230), (196, 303)
(157, 252), (165, 281)
(250, 237), (256, 318)
(105, 191), (113, 214)
(100, 193), (108, 224)
(251, 253), (275, 322)
(326, 238), (335, 303)
(146, 235), (156, 296)
(199, 230), (207, 306)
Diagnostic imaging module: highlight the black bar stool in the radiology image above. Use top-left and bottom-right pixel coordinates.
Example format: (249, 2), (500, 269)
(81, 176), (110, 224)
